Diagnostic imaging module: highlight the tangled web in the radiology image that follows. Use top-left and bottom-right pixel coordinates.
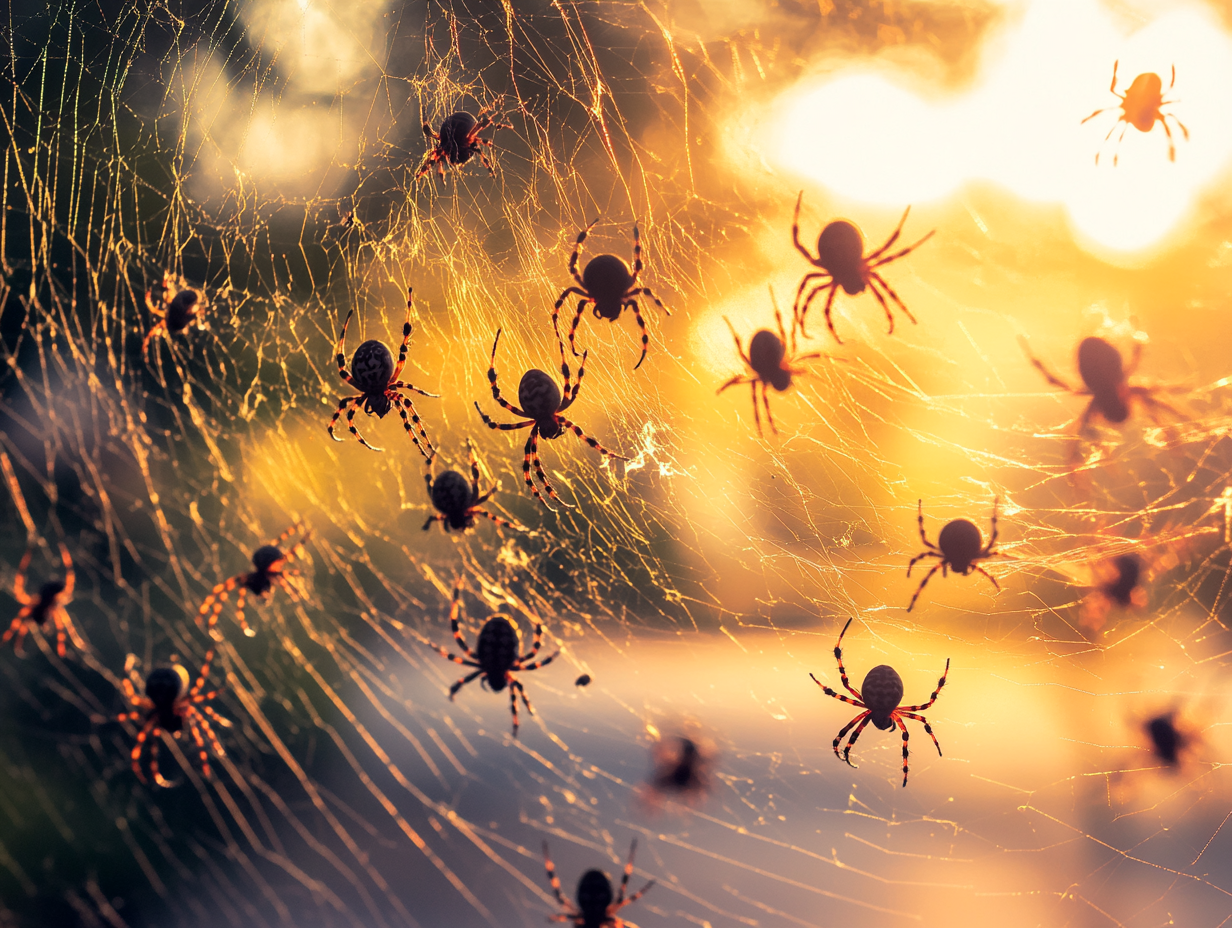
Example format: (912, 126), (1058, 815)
(4, 0), (1232, 925)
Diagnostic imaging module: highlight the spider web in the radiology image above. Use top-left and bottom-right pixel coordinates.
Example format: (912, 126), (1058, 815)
(3, 0), (1232, 925)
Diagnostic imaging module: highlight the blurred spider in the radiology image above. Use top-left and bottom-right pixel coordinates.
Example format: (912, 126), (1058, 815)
(575, 673), (592, 687)
(1144, 711), (1195, 768)
(474, 328), (626, 511)
(1080, 553), (1148, 632)
(907, 498), (1001, 612)
(717, 297), (821, 436)
(5, 543), (80, 658)
(430, 578), (559, 736)
(142, 272), (207, 359)
(792, 192), (933, 343)
(423, 439), (524, 533)
(639, 731), (715, 812)
(328, 288), (438, 457)
(1024, 336), (1181, 438)
(196, 524), (310, 639)
(416, 102), (512, 184)
(117, 648), (232, 786)
(543, 840), (655, 928)
(1083, 61), (1188, 165)
(552, 220), (670, 371)
(810, 618), (949, 787)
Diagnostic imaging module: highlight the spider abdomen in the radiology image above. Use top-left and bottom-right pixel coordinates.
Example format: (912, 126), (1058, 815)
(1106, 554), (1142, 606)
(431, 470), (475, 528)
(816, 221), (867, 293)
(576, 869), (614, 924)
(438, 112), (479, 163)
(476, 617), (521, 691)
(937, 519), (983, 573)
(166, 290), (200, 333)
(582, 254), (634, 318)
(145, 665), (189, 731)
(518, 369), (563, 426)
(351, 340), (395, 397)
(1123, 73), (1164, 130)
(1147, 713), (1183, 765)
(34, 580), (66, 617)
(1077, 337), (1130, 422)
(748, 330), (790, 390)
(860, 664), (904, 728)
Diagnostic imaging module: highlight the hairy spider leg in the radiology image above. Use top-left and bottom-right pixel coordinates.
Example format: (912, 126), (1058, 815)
(906, 550), (942, 576)
(396, 395), (436, 459)
(901, 658), (950, 713)
(344, 398), (384, 452)
(390, 289), (415, 382)
(520, 621), (544, 662)
(558, 417), (627, 461)
(894, 715), (912, 786)
(557, 340), (586, 411)
(899, 712), (943, 757)
(839, 712), (874, 767)
(828, 707), (870, 762)
(515, 642), (559, 673)
(906, 561), (945, 612)
(485, 329), (531, 418)
(508, 677), (535, 734)
(809, 673), (864, 710)
(542, 844), (577, 914)
(448, 582), (476, 657)
(833, 618), (860, 697)
(525, 428), (572, 511)
(333, 310), (357, 387)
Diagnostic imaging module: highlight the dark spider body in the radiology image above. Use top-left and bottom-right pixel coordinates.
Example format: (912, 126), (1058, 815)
(29, 580), (68, 625)
(142, 273), (208, 359)
(652, 735), (711, 796)
(1083, 62), (1188, 165)
(519, 369), (566, 439)
(552, 221), (670, 370)
(437, 112), (480, 164)
(1105, 554), (1142, 607)
(1146, 713), (1183, 766)
(423, 440), (522, 533)
(907, 498), (1001, 612)
(416, 103), (511, 183)
(6, 543), (79, 657)
(811, 619), (950, 786)
(474, 617), (520, 692)
(197, 525), (310, 638)
(163, 290), (200, 334)
(575, 673), (592, 687)
(792, 192), (933, 342)
(749, 331), (792, 391)
(543, 840), (654, 928)
(349, 340), (397, 417)
(145, 666), (190, 734)
(245, 545), (286, 596)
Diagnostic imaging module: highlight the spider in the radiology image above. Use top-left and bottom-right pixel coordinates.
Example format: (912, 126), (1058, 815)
(907, 498), (1001, 612)
(328, 288), (438, 457)
(196, 524), (310, 639)
(1080, 553), (1148, 632)
(422, 438), (525, 533)
(551, 220), (670, 371)
(429, 577), (559, 736)
(543, 840), (655, 928)
(1082, 61), (1189, 166)
(810, 618), (950, 787)
(717, 297), (821, 436)
(142, 272), (207, 359)
(640, 731), (715, 811)
(1024, 336), (1181, 438)
(117, 648), (232, 786)
(473, 328), (626, 511)
(792, 192), (934, 343)
(1145, 712), (1188, 767)
(5, 543), (81, 658)
(575, 673), (592, 687)
(415, 102), (512, 184)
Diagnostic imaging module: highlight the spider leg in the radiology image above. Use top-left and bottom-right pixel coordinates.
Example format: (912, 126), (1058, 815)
(50, 607), (69, 658)
(473, 509), (524, 531)
(1111, 120), (1130, 167)
(507, 678), (530, 736)
(186, 712), (214, 780)
(189, 647), (218, 697)
(122, 655), (145, 699)
(474, 402), (533, 432)
(915, 499), (938, 549)
(864, 276), (900, 335)
(520, 620), (543, 662)
(527, 428), (574, 509)
(792, 272), (830, 333)
(386, 380), (440, 398)
(557, 339), (584, 410)
(900, 657), (951, 712)
(614, 840), (656, 908)
(447, 581), (476, 657)
(907, 550), (941, 576)
(1159, 114), (1177, 162)
(899, 711), (944, 758)
(476, 146), (497, 176)
(760, 382), (778, 436)
(230, 586), (255, 638)
(12, 549), (32, 603)
(864, 207), (910, 261)
(389, 289), (416, 382)
(542, 843), (577, 913)
(626, 285), (668, 316)
(421, 123), (439, 141)
(2, 611), (31, 656)
(869, 230), (935, 269)
(1020, 341), (1077, 393)
(984, 497), (999, 551)
(422, 513), (447, 531)
(130, 718), (157, 783)
(816, 283), (842, 344)
(627, 300), (649, 371)
(449, 670), (483, 700)
(972, 564), (1001, 593)
(839, 712), (874, 768)
(1110, 59), (1120, 95)
(197, 574), (243, 638)
(465, 437), (482, 498)
(1081, 105), (1114, 125)
(346, 401), (384, 452)
(830, 709), (871, 764)
(791, 192), (819, 263)
(149, 732), (175, 788)
(715, 374), (754, 396)
(334, 310), (356, 385)
(1169, 113), (1190, 142)
(749, 382), (763, 437)
(327, 396), (363, 443)
(868, 272), (917, 328)
(808, 674), (865, 709)
(894, 715), (911, 787)
(56, 543), (74, 598)
(559, 416), (627, 461)
(1130, 387), (1184, 423)
(396, 395), (436, 460)
(141, 320), (168, 359)
(567, 219), (597, 288)
(555, 295), (589, 360)
(906, 562), (944, 612)
(484, 329), (529, 417)
(723, 317), (752, 368)
(833, 618), (862, 698)
(516, 647), (559, 673)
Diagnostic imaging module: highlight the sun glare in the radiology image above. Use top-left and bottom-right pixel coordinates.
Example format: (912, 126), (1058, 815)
(772, 0), (1232, 252)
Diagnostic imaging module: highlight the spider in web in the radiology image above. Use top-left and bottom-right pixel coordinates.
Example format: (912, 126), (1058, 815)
(429, 577), (559, 736)
(415, 101), (512, 184)
(810, 618), (950, 787)
(717, 295), (821, 436)
(422, 439), (525, 533)
(196, 524), (310, 639)
(1145, 712), (1191, 768)
(1082, 61), (1188, 165)
(552, 219), (670, 370)
(1080, 552), (1148, 632)
(328, 288), (438, 457)
(639, 728), (715, 812)
(907, 498), (1001, 612)
(142, 272), (207, 359)
(5, 542), (81, 658)
(474, 328), (626, 511)
(117, 648), (232, 786)
(792, 192), (934, 343)
(542, 840), (655, 928)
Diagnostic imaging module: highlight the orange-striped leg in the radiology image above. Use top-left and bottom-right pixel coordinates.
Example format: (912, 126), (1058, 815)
(901, 658), (950, 711)
(840, 713), (874, 767)
(131, 719), (156, 782)
(895, 715), (911, 787)
(447, 580), (475, 656)
(520, 622), (543, 662)
(3, 608), (32, 655)
(972, 565), (1001, 593)
(900, 712), (943, 756)
(474, 402), (533, 433)
(197, 574), (242, 639)
(448, 670), (483, 700)
(553, 290), (589, 358)
(344, 400), (383, 452)
(149, 732), (174, 788)
(326, 396), (362, 442)
(758, 382), (778, 435)
(528, 430), (573, 509)
(230, 586), (254, 638)
(333, 310), (356, 386)
(473, 510), (522, 531)
(390, 289), (415, 381)
(830, 709), (871, 764)
(397, 395), (435, 459)
(809, 672), (865, 709)
(509, 683), (521, 735)
(558, 417), (626, 460)
(517, 648), (559, 673)
(484, 329), (528, 417)
(627, 300), (649, 371)
(186, 714), (213, 780)
(542, 842), (576, 913)
(189, 648), (217, 697)
(832, 619), (861, 698)
(557, 340), (585, 408)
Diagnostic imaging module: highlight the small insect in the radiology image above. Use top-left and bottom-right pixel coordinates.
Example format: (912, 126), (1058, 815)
(907, 498), (1001, 612)
(1024, 336), (1180, 437)
(422, 439), (524, 533)
(5, 543), (80, 657)
(717, 296), (821, 436)
(196, 524), (310, 639)
(415, 102), (512, 184)
(117, 648), (232, 786)
(791, 192), (933, 343)
(1082, 61), (1189, 165)
(429, 578), (559, 736)
(474, 328), (626, 511)
(142, 272), (207, 359)
(328, 288), (438, 457)
(1080, 553), (1148, 632)
(551, 220), (670, 370)
(575, 673), (592, 687)
(810, 618), (949, 787)
(543, 840), (655, 928)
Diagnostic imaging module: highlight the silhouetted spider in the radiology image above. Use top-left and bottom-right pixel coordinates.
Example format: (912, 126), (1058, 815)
(717, 297), (820, 436)
(1145, 712), (1188, 767)
(543, 840), (655, 928)
(328, 288), (438, 456)
(415, 102), (512, 183)
(142, 272), (207, 359)
(423, 439), (524, 533)
(474, 328), (626, 511)
(907, 498), (1000, 612)
(640, 731), (715, 811)
(792, 192), (933, 343)
(552, 220), (669, 371)
(430, 578), (559, 736)
(117, 648), (232, 786)
(196, 524), (310, 639)
(1083, 62), (1188, 165)
(1081, 553), (1147, 632)
(810, 619), (949, 787)
(5, 543), (80, 658)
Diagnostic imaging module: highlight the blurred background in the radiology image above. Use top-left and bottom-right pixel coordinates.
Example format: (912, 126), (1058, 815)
(3, 0), (1232, 924)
